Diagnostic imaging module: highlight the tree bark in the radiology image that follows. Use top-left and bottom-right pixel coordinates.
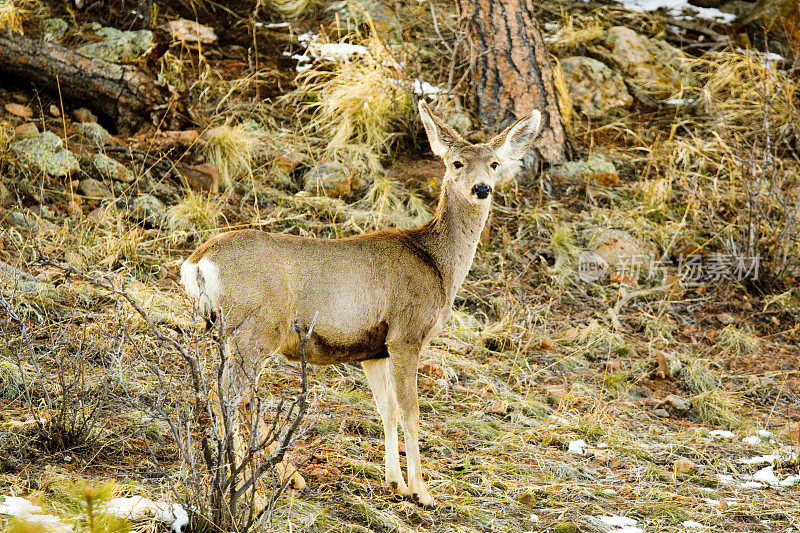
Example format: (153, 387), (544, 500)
(0, 31), (165, 131)
(458, 0), (567, 166)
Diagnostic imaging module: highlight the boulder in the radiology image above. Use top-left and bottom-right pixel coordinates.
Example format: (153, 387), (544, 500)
(78, 178), (112, 198)
(11, 131), (80, 177)
(548, 154), (619, 186)
(93, 153), (134, 182)
(605, 26), (687, 95)
(76, 122), (111, 146)
(14, 122), (39, 138)
(303, 162), (351, 198)
(5, 103), (33, 119)
(42, 18), (68, 40)
(72, 107), (98, 123)
(560, 56), (632, 120)
(130, 194), (166, 227)
(76, 27), (154, 63)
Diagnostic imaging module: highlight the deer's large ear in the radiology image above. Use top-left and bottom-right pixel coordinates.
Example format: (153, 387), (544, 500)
(489, 110), (542, 162)
(419, 101), (465, 157)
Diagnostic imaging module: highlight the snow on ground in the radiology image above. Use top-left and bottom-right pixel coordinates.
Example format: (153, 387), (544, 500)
(741, 435), (761, 445)
(617, 0), (736, 22)
(0, 496), (73, 532)
(100, 497), (189, 533)
(709, 429), (735, 439)
(681, 520), (710, 529)
(598, 515), (639, 527)
(741, 454), (777, 465)
(567, 439), (588, 455)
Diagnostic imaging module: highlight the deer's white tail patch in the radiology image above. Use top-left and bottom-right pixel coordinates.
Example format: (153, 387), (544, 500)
(180, 257), (221, 317)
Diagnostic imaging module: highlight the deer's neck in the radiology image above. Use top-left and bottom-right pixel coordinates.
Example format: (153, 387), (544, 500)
(418, 181), (490, 303)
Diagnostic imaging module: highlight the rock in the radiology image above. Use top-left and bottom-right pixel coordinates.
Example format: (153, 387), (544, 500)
(14, 122), (39, 138)
(177, 163), (219, 194)
(163, 130), (199, 145)
(130, 194), (166, 226)
(328, 0), (399, 37)
(76, 122), (111, 146)
(42, 17), (68, 40)
(73, 107), (98, 123)
(11, 131), (80, 177)
(605, 26), (687, 95)
(78, 178), (111, 198)
(93, 153), (134, 182)
(169, 19), (217, 44)
(303, 162), (351, 197)
(418, 360), (444, 379)
(515, 492), (537, 507)
(652, 408), (671, 418)
(274, 150), (306, 174)
(446, 112), (472, 134)
(76, 27), (154, 63)
(5, 103), (33, 119)
(663, 394), (691, 413)
(717, 313), (735, 324)
(560, 56), (632, 120)
(0, 182), (13, 207)
(673, 457), (696, 475)
(718, 0), (756, 18)
(591, 230), (644, 270)
(778, 422), (800, 443)
(548, 154), (619, 186)
(537, 337), (556, 351)
(49, 105), (62, 118)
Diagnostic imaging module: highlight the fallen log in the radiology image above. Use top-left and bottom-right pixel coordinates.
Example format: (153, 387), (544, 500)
(0, 31), (165, 132)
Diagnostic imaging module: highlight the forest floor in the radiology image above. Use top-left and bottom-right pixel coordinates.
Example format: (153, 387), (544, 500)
(0, 0), (799, 532)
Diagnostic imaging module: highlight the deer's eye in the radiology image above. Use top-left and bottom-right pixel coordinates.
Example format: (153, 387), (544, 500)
(490, 162), (499, 170)
(453, 161), (463, 169)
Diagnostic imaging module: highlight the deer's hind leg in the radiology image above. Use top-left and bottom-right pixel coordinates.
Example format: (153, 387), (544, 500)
(220, 314), (306, 492)
(362, 357), (409, 496)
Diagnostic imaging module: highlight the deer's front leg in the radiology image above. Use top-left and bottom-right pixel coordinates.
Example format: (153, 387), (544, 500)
(388, 342), (434, 508)
(362, 357), (409, 496)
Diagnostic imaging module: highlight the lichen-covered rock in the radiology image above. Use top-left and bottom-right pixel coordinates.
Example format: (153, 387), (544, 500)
(328, 0), (398, 37)
(130, 194), (166, 226)
(76, 27), (154, 63)
(93, 153), (134, 182)
(11, 131), (79, 177)
(42, 18), (68, 40)
(605, 26), (687, 95)
(446, 112), (472, 134)
(73, 107), (98, 123)
(560, 56), (632, 119)
(78, 178), (112, 198)
(76, 122), (111, 146)
(548, 154), (619, 186)
(303, 162), (351, 198)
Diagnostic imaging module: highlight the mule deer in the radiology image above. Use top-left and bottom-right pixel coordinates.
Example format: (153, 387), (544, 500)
(180, 102), (541, 506)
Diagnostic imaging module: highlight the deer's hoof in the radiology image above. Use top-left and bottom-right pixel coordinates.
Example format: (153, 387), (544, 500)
(411, 492), (435, 509)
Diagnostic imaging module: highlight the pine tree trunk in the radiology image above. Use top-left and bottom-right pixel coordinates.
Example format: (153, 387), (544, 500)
(457, 0), (567, 166)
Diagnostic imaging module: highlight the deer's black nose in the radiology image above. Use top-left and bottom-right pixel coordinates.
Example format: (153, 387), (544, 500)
(471, 184), (492, 199)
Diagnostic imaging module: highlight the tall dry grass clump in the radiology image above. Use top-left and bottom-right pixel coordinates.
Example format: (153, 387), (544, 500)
(202, 124), (269, 190)
(656, 50), (800, 288)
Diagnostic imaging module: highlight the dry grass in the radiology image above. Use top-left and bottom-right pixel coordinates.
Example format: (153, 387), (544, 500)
(202, 123), (270, 190)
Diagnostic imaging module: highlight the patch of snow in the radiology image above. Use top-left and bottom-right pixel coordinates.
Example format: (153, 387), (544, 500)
(681, 520), (709, 529)
(296, 64), (313, 73)
(0, 497), (73, 532)
(549, 415), (571, 427)
(753, 465), (780, 485)
(100, 497), (188, 533)
(609, 528), (643, 533)
(779, 475), (800, 487)
(297, 32), (316, 44)
(709, 430), (735, 439)
(736, 49), (785, 64)
(702, 498), (720, 505)
(716, 473), (734, 484)
(597, 442), (608, 449)
(603, 488), (617, 495)
(757, 430), (773, 439)
(598, 515), (638, 527)
(265, 22), (291, 29)
(663, 97), (697, 106)
(530, 513), (540, 522)
(568, 439), (588, 455)
(0, 497), (42, 516)
(742, 435), (762, 445)
(617, 0), (736, 23)
(740, 454), (777, 465)
(307, 42), (369, 62)
(739, 481), (764, 489)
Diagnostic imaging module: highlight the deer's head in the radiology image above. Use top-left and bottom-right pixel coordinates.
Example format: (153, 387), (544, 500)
(419, 102), (542, 204)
